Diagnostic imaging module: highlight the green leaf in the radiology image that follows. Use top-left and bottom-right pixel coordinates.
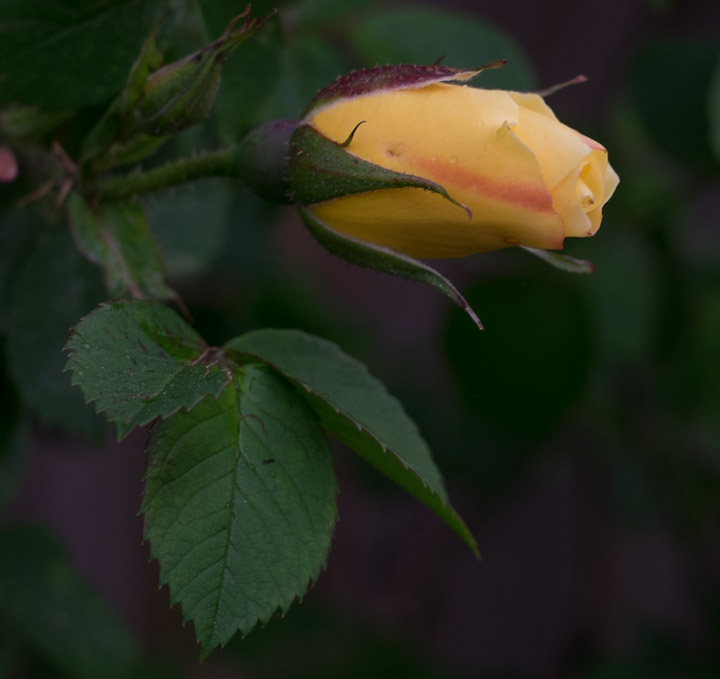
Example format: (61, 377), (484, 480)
(67, 193), (176, 300)
(211, 17), (349, 142)
(298, 207), (483, 330)
(142, 365), (337, 656)
(145, 182), (231, 279)
(6, 225), (107, 440)
(349, 7), (535, 91)
(0, 0), (169, 109)
(291, 0), (378, 28)
(224, 329), (478, 555)
(0, 524), (140, 679)
(65, 300), (229, 439)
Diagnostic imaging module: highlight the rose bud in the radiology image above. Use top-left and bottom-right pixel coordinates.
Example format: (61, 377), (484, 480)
(295, 64), (618, 258)
(81, 7), (267, 167)
(235, 63), (619, 328)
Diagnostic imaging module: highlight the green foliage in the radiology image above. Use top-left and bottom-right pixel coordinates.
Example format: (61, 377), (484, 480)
(65, 300), (475, 650)
(6, 226), (107, 440)
(142, 365), (337, 656)
(348, 7), (535, 90)
(0, 0), (169, 109)
(0, 524), (140, 678)
(225, 329), (478, 554)
(67, 193), (176, 299)
(2, 0), (718, 674)
(144, 182), (231, 278)
(65, 300), (228, 438)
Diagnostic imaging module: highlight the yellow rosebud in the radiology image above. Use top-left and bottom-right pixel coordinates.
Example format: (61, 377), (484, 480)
(305, 83), (619, 259)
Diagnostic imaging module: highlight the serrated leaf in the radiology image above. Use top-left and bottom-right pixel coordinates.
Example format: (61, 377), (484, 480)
(67, 193), (176, 300)
(0, 524), (139, 679)
(6, 225), (107, 440)
(142, 365), (337, 656)
(65, 300), (229, 438)
(0, 0), (168, 109)
(224, 329), (478, 556)
(521, 245), (595, 274)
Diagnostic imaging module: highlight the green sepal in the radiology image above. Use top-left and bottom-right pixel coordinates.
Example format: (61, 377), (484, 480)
(521, 245), (595, 274)
(298, 206), (483, 330)
(288, 123), (470, 215)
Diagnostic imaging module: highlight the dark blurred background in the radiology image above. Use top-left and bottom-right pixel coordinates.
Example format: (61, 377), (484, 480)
(2, 0), (720, 676)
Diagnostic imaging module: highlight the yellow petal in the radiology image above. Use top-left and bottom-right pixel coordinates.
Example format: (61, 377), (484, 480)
(509, 100), (593, 195)
(309, 84), (565, 258)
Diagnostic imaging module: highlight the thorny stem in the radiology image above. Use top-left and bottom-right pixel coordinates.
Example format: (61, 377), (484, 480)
(86, 146), (238, 200)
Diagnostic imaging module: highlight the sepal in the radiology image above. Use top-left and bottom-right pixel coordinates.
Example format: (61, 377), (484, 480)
(303, 60), (507, 117)
(298, 207), (483, 330)
(288, 124), (470, 215)
(521, 246), (595, 274)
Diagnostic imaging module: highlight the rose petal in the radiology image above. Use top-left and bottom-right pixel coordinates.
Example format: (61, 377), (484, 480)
(310, 84), (564, 257)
